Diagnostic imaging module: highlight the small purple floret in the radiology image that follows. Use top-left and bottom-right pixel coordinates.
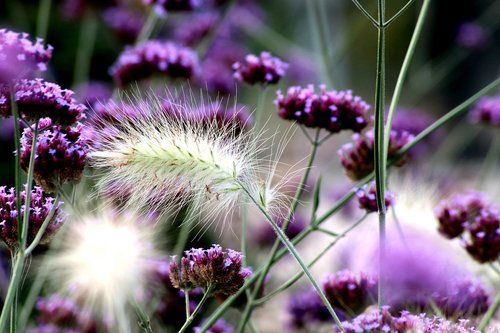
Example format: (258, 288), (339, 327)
(233, 51), (288, 85)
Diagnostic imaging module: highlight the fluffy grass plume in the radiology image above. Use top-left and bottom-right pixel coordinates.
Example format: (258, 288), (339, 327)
(89, 91), (286, 221)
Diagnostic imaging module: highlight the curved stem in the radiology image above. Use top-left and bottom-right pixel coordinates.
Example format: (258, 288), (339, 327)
(384, 0), (416, 27)
(25, 196), (60, 256)
(350, 0), (378, 28)
(178, 287), (213, 333)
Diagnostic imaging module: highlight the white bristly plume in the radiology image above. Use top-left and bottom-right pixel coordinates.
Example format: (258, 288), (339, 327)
(46, 210), (160, 332)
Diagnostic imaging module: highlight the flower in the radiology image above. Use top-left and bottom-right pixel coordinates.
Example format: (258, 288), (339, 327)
(194, 319), (235, 333)
(0, 29), (52, 83)
(46, 210), (161, 330)
(233, 51), (288, 85)
(20, 118), (88, 192)
(434, 191), (487, 239)
(103, 6), (146, 44)
(74, 81), (112, 109)
(0, 79), (86, 125)
(456, 22), (487, 49)
(464, 207), (500, 263)
(175, 12), (219, 47)
(434, 278), (490, 318)
(355, 182), (395, 213)
(169, 244), (252, 296)
(468, 95), (500, 127)
(198, 59), (237, 95)
(275, 84), (371, 133)
(143, 0), (202, 16)
(321, 270), (377, 314)
(0, 185), (64, 248)
(110, 41), (200, 88)
(338, 129), (413, 181)
(287, 288), (341, 330)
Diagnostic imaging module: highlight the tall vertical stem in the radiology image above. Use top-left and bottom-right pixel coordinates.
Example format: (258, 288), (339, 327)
(72, 13), (98, 86)
(36, 0), (52, 40)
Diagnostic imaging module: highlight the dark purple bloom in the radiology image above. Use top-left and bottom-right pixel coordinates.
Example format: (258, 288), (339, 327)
(20, 119), (88, 192)
(468, 95), (500, 127)
(287, 288), (338, 330)
(275, 84), (371, 133)
(175, 12), (219, 46)
(169, 245), (252, 296)
(434, 191), (487, 239)
(321, 270), (377, 314)
(0, 185), (64, 248)
(103, 6), (146, 43)
(110, 41), (199, 88)
(464, 207), (500, 263)
(356, 182), (395, 213)
(233, 52), (288, 85)
(434, 278), (490, 318)
(0, 79), (86, 125)
(143, 0), (202, 16)
(338, 129), (413, 181)
(456, 22), (487, 49)
(194, 319), (234, 333)
(0, 29), (53, 83)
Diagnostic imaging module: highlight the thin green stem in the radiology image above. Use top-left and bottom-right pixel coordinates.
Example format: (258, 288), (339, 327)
(25, 196), (60, 256)
(350, 0), (378, 28)
(185, 290), (191, 318)
(254, 86), (269, 133)
(384, 0), (416, 27)
(133, 302), (153, 333)
(136, 9), (160, 45)
(10, 89), (23, 245)
(239, 183), (344, 331)
(385, 0), (431, 160)
(0, 253), (24, 332)
(73, 13), (98, 86)
(178, 287), (213, 333)
(36, 0), (52, 40)
(477, 132), (500, 188)
(10, 291), (17, 333)
(478, 294), (500, 332)
(254, 214), (368, 306)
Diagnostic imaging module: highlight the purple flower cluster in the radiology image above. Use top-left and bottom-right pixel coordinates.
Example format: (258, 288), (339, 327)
(143, 0), (202, 16)
(0, 79), (86, 125)
(233, 52), (288, 85)
(0, 29), (53, 82)
(194, 319), (235, 333)
(435, 191), (500, 263)
(175, 12), (219, 47)
(435, 279), (490, 318)
(103, 6), (146, 44)
(110, 41), (200, 88)
(468, 95), (500, 127)
(356, 182), (395, 213)
(338, 129), (413, 181)
(322, 270), (377, 314)
(275, 84), (371, 133)
(31, 294), (98, 333)
(20, 119), (88, 192)
(169, 244), (252, 296)
(456, 22), (487, 49)
(332, 307), (480, 333)
(0, 186), (63, 248)
(287, 288), (335, 330)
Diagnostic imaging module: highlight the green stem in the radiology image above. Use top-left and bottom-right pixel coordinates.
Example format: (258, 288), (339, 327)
(72, 13), (98, 86)
(25, 196), (60, 256)
(10, 89), (23, 245)
(178, 287), (213, 333)
(173, 205), (195, 258)
(133, 302), (153, 333)
(254, 86), (269, 133)
(185, 290), (191, 318)
(477, 132), (500, 188)
(350, 0), (378, 27)
(384, 0), (416, 27)
(0, 253), (24, 332)
(254, 214), (368, 306)
(36, 0), (52, 40)
(136, 9), (159, 45)
(478, 294), (500, 332)
(239, 183), (344, 331)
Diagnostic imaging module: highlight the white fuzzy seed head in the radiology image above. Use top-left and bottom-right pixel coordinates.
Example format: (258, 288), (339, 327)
(45, 210), (160, 330)
(88, 94), (269, 219)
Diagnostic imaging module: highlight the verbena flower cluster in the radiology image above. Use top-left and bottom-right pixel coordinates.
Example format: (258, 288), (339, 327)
(468, 95), (500, 126)
(169, 244), (252, 296)
(233, 51), (288, 85)
(356, 182), (395, 213)
(275, 84), (371, 133)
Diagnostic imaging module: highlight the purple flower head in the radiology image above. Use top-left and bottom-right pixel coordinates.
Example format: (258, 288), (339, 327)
(35, 294), (98, 332)
(169, 245), (251, 296)
(198, 59), (237, 95)
(74, 82), (112, 109)
(193, 102), (253, 135)
(103, 6), (146, 44)
(275, 84), (371, 133)
(321, 270), (377, 314)
(456, 22), (488, 49)
(356, 182), (395, 213)
(175, 12), (219, 47)
(468, 95), (500, 127)
(143, 0), (202, 16)
(194, 319), (234, 333)
(0, 29), (53, 83)
(20, 119), (88, 192)
(434, 278), (490, 318)
(287, 288), (340, 330)
(338, 129), (413, 181)
(464, 207), (500, 263)
(0, 185), (64, 248)
(434, 191), (488, 239)
(233, 51), (288, 85)
(110, 41), (200, 88)
(0, 79), (86, 125)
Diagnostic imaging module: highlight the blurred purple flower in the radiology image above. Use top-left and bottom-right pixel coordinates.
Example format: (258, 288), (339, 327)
(0, 185), (64, 248)
(468, 95), (500, 127)
(143, 0), (202, 16)
(338, 129), (413, 181)
(110, 41), (199, 88)
(194, 319), (234, 333)
(275, 84), (371, 133)
(0, 79), (86, 125)
(434, 278), (490, 318)
(198, 59), (237, 95)
(252, 215), (306, 247)
(61, 0), (116, 20)
(287, 288), (341, 330)
(0, 29), (52, 83)
(456, 22), (487, 49)
(20, 119), (88, 192)
(74, 82), (112, 109)
(356, 182), (395, 213)
(390, 108), (437, 156)
(175, 12), (219, 46)
(464, 207), (500, 263)
(103, 6), (146, 44)
(233, 51), (288, 85)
